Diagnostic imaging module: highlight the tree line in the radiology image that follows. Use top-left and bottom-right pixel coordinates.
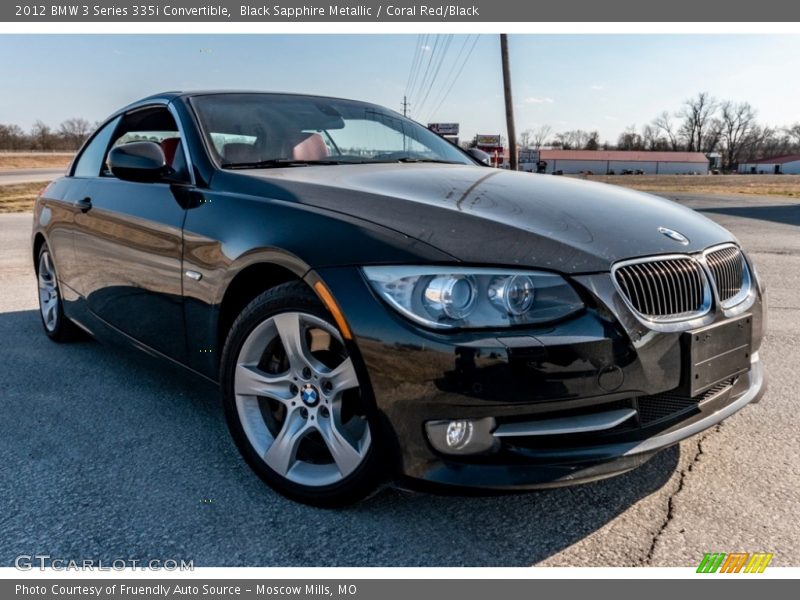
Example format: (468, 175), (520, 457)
(515, 93), (800, 170)
(0, 118), (94, 152)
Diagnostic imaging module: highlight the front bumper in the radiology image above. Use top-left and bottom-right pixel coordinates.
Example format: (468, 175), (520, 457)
(313, 265), (766, 491)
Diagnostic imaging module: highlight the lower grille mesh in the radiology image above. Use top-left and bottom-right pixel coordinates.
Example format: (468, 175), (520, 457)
(637, 379), (734, 426)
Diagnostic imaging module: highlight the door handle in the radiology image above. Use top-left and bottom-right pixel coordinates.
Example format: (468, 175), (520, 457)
(76, 197), (92, 212)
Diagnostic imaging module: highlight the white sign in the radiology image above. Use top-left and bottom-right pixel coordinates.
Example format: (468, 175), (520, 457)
(428, 123), (460, 135)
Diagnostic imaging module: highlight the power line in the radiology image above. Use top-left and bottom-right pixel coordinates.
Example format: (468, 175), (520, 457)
(415, 34), (454, 117)
(425, 35), (481, 122)
(423, 34), (475, 122)
(409, 34), (430, 101)
(404, 35), (425, 100)
(425, 34), (472, 115)
(409, 34), (441, 112)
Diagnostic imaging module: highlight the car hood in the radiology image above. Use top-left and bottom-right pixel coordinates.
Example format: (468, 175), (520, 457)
(229, 164), (734, 273)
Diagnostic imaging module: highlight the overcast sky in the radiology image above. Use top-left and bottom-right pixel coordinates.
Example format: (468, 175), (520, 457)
(1, 34), (798, 143)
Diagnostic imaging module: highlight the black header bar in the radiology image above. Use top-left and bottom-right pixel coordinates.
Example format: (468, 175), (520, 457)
(4, 0), (800, 22)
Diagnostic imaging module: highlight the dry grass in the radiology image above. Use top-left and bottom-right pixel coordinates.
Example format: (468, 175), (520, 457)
(3, 172), (800, 215)
(0, 153), (73, 169)
(578, 174), (800, 198)
(0, 182), (45, 213)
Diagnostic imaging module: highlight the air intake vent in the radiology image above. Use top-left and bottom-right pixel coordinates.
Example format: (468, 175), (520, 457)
(705, 245), (746, 304)
(614, 257), (708, 320)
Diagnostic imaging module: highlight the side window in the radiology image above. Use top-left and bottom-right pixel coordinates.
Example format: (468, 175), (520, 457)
(72, 117), (120, 178)
(105, 106), (190, 183)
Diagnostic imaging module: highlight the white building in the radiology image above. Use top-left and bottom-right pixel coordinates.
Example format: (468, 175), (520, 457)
(738, 154), (800, 175)
(538, 150), (709, 175)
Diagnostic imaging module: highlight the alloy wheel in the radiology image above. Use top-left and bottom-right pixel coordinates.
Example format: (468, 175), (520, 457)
(234, 311), (371, 487)
(37, 250), (60, 332)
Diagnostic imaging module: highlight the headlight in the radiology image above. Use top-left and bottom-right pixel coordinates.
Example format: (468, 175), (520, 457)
(362, 266), (584, 329)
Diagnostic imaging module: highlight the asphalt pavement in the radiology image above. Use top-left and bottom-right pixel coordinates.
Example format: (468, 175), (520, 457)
(0, 168), (66, 186)
(0, 193), (798, 567)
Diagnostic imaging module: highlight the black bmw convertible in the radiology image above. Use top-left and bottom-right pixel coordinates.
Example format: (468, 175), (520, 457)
(32, 91), (766, 505)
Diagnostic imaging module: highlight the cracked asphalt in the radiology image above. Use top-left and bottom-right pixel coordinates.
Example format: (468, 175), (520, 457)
(1, 192), (798, 567)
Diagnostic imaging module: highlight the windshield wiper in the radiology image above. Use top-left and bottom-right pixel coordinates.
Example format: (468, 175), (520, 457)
(221, 158), (345, 169)
(377, 157), (462, 164)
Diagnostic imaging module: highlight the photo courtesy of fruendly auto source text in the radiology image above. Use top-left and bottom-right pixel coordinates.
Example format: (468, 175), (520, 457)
(0, 0), (798, 596)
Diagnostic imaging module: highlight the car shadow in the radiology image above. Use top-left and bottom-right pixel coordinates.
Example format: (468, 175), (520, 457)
(696, 203), (800, 227)
(0, 308), (679, 567)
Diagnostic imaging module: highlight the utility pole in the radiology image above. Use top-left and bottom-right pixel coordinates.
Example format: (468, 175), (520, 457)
(402, 95), (410, 117)
(500, 34), (518, 171)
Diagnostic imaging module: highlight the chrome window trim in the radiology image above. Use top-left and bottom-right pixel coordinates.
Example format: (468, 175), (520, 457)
(166, 101), (197, 187)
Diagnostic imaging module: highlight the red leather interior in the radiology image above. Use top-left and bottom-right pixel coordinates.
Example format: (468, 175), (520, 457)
(160, 137), (181, 166)
(292, 133), (329, 161)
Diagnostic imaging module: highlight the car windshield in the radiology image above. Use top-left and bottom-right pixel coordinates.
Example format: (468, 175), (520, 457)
(190, 93), (474, 168)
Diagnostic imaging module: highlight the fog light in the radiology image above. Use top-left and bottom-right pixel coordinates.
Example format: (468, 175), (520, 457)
(425, 417), (498, 455)
(446, 420), (473, 449)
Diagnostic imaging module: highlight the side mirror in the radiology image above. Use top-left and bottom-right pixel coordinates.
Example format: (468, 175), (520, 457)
(466, 147), (491, 166)
(108, 141), (169, 183)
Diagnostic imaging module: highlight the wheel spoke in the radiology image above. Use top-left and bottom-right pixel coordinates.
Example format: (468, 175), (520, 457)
(272, 312), (311, 370)
(235, 363), (294, 402)
(43, 252), (53, 275)
(45, 301), (56, 327)
(324, 357), (359, 394)
(317, 410), (364, 478)
(263, 409), (309, 476)
(41, 296), (55, 313)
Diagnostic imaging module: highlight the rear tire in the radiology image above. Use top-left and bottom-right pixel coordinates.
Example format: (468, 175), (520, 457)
(36, 242), (79, 343)
(220, 281), (385, 507)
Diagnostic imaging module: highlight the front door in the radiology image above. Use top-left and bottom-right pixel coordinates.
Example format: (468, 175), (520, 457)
(72, 105), (190, 361)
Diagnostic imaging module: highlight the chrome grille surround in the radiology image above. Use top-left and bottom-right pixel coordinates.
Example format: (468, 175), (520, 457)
(612, 254), (713, 323)
(703, 243), (751, 309)
(612, 244), (754, 328)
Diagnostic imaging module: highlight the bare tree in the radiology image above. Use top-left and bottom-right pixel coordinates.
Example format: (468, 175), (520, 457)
(617, 125), (644, 151)
(702, 118), (723, 155)
(530, 125), (552, 150)
(584, 131), (600, 150)
(719, 101), (757, 169)
(30, 120), (53, 151)
(58, 117), (92, 150)
(786, 123), (800, 146)
(0, 123), (25, 150)
(678, 92), (718, 152)
(652, 111), (680, 151)
(552, 132), (568, 149)
(555, 129), (591, 150)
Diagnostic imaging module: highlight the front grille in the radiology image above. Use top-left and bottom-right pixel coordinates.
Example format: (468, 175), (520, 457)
(614, 257), (707, 319)
(706, 246), (746, 303)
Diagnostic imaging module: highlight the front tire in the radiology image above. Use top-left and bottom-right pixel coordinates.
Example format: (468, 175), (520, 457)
(36, 242), (78, 342)
(220, 281), (384, 506)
